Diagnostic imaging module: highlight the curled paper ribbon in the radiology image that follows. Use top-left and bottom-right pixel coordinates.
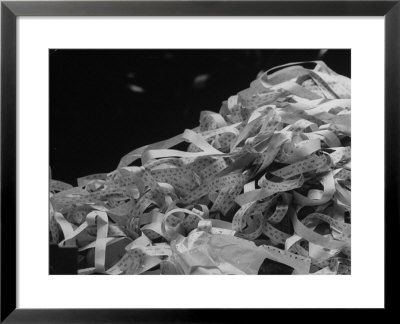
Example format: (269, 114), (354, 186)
(50, 60), (351, 275)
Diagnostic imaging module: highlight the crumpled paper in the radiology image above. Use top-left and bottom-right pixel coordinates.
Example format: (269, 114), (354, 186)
(170, 230), (268, 275)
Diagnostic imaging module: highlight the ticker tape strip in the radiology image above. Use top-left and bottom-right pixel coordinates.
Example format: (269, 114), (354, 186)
(50, 60), (351, 275)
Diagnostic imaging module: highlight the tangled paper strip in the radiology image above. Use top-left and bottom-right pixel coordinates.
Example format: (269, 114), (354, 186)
(50, 61), (351, 275)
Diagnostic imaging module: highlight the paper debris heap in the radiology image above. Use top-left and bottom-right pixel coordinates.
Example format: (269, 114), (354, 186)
(50, 61), (351, 275)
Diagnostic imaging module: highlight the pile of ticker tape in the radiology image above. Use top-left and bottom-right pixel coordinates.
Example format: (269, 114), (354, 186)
(50, 61), (351, 275)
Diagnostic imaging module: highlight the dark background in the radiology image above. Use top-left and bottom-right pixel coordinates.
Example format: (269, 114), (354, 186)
(50, 49), (350, 185)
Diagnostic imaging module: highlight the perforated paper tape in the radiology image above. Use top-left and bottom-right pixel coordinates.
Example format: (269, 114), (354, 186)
(50, 60), (350, 275)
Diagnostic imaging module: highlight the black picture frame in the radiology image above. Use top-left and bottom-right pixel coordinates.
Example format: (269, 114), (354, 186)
(1, 0), (398, 322)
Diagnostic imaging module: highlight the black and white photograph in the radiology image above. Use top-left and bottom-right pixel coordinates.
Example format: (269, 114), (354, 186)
(49, 49), (351, 275)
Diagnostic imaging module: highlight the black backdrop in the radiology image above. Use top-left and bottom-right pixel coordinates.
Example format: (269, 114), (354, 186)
(50, 49), (350, 185)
